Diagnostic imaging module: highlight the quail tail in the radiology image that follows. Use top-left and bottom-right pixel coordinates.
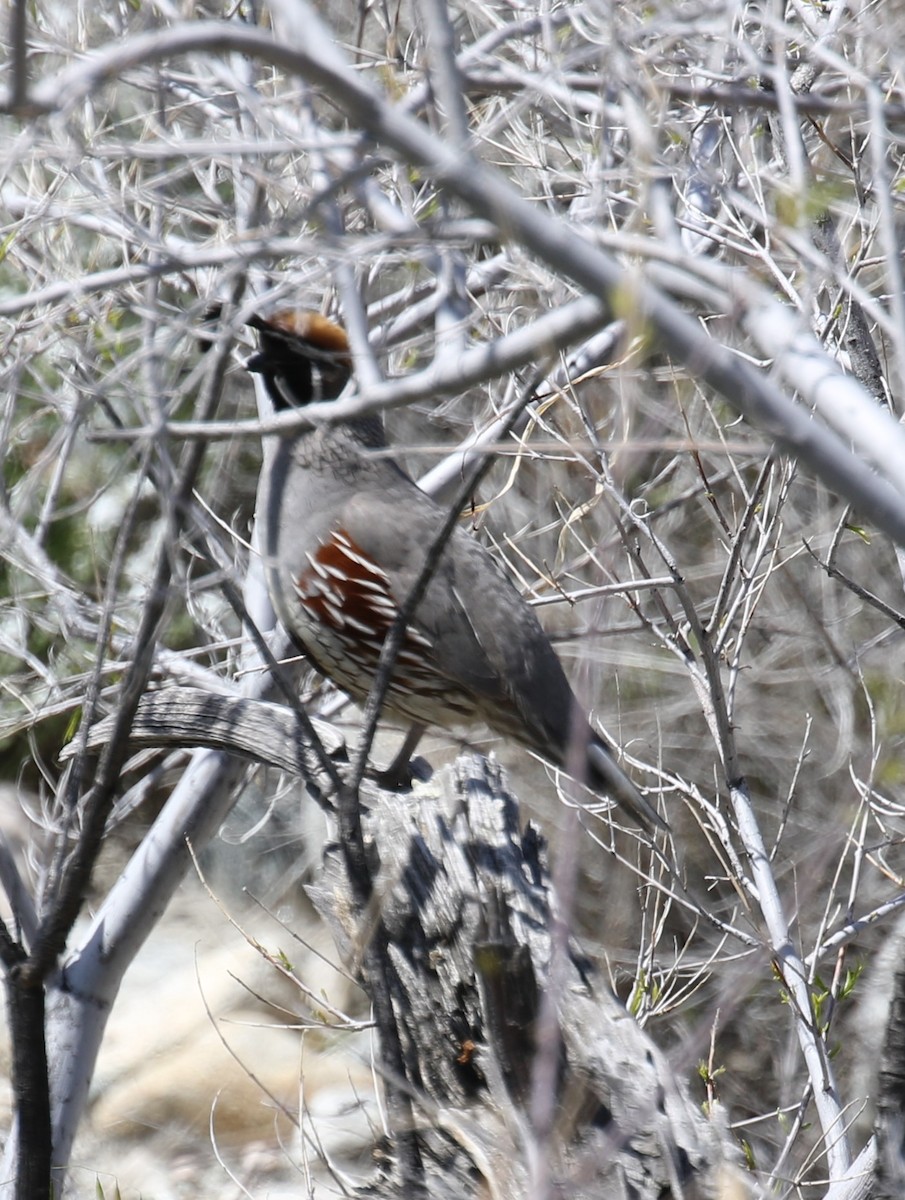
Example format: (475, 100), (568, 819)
(586, 738), (666, 834)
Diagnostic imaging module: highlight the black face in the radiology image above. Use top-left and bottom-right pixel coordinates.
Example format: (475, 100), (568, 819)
(246, 318), (351, 410)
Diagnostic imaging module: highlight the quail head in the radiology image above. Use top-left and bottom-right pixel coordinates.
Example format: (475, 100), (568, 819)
(248, 309), (663, 833)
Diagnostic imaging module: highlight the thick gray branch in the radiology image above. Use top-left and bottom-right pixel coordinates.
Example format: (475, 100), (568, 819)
(22, 17), (905, 550)
(59, 686), (344, 778)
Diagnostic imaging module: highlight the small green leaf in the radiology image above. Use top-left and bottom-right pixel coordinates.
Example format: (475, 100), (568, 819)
(844, 523), (871, 544)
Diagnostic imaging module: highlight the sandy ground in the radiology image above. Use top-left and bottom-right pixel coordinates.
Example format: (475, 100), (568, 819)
(0, 796), (380, 1200)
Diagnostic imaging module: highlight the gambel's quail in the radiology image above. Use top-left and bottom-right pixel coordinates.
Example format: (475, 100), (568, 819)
(248, 309), (664, 833)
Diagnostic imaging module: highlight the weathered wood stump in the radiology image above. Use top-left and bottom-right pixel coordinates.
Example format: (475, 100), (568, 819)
(76, 687), (745, 1197)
